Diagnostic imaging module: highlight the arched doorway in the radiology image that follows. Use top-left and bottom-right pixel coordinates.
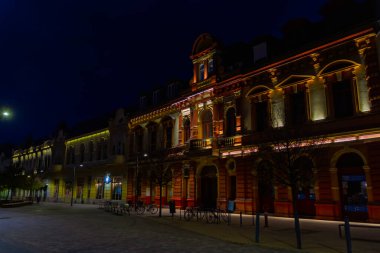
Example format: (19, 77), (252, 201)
(337, 152), (368, 221)
(294, 156), (315, 217)
(257, 160), (274, 213)
(200, 166), (217, 209)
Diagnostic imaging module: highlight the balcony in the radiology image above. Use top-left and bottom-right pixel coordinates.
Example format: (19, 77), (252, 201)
(189, 138), (212, 150)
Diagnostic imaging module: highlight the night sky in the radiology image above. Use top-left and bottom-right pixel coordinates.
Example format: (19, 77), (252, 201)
(0, 0), (329, 145)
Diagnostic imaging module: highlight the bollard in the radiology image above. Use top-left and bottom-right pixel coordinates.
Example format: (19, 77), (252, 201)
(344, 216), (352, 253)
(264, 212), (268, 227)
(255, 213), (260, 243)
(240, 211), (243, 226)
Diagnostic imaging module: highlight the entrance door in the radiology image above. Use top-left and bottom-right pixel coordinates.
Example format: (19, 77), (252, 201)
(257, 161), (274, 213)
(337, 153), (368, 221)
(200, 166), (217, 209)
(294, 157), (316, 217)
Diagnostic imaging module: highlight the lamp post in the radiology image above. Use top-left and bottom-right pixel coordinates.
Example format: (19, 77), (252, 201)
(71, 164), (83, 206)
(135, 153), (147, 206)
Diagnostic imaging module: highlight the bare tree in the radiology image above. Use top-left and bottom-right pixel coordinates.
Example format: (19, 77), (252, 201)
(254, 109), (326, 249)
(145, 148), (181, 217)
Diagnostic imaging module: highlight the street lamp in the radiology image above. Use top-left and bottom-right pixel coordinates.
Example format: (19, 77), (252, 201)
(0, 108), (11, 120)
(135, 153), (147, 206)
(70, 164), (83, 206)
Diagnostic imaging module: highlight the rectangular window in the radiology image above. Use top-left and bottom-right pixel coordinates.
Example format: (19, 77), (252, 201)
(140, 96), (147, 111)
(255, 101), (268, 131)
(333, 80), (354, 118)
(76, 178), (84, 199)
(150, 130), (157, 152)
(199, 63), (204, 81)
(96, 177), (104, 199)
(165, 127), (172, 148)
(208, 59), (214, 74)
(111, 177), (122, 200)
(290, 92), (306, 124)
(167, 83), (177, 98)
(153, 90), (160, 105)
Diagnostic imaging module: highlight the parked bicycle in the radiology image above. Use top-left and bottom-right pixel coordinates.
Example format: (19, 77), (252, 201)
(145, 204), (158, 214)
(127, 200), (145, 215)
(184, 206), (228, 224)
(184, 206), (199, 221)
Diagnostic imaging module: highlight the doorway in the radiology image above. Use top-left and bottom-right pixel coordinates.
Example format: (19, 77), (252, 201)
(200, 166), (218, 209)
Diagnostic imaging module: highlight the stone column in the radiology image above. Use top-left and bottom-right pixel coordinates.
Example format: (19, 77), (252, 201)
(193, 63), (198, 83)
(363, 165), (373, 202)
(353, 66), (371, 113)
(313, 168), (320, 201)
(357, 35), (380, 111)
(329, 167), (339, 201)
(307, 77), (328, 121)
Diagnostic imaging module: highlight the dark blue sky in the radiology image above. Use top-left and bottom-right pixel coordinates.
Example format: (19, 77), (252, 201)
(0, 0), (328, 145)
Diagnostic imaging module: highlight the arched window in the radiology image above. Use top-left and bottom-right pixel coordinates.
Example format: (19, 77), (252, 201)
(202, 110), (213, 139)
(183, 117), (191, 143)
(225, 107), (236, 137)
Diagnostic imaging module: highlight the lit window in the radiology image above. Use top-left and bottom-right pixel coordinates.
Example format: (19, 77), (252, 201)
(199, 63), (204, 81)
(208, 59), (214, 74)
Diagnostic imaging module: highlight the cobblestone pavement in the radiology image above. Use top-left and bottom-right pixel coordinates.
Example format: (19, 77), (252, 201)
(2, 203), (380, 253)
(0, 203), (295, 253)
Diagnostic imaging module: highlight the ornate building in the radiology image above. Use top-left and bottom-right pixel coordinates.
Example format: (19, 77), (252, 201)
(9, 21), (380, 222)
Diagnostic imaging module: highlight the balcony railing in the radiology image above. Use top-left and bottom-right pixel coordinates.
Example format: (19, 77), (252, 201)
(189, 138), (212, 150)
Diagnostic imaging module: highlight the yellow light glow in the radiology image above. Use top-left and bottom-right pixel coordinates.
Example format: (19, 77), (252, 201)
(66, 129), (109, 145)
(358, 133), (380, 140)
(334, 137), (357, 143)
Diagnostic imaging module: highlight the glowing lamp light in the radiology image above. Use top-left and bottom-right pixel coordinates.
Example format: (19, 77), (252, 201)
(105, 174), (111, 184)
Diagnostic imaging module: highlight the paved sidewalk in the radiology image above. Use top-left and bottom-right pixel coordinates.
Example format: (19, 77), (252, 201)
(2, 202), (378, 253)
(149, 207), (380, 253)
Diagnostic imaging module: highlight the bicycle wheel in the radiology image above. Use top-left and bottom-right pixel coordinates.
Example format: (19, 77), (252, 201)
(206, 211), (215, 224)
(219, 209), (228, 223)
(150, 205), (158, 214)
(184, 210), (192, 221)
(136, 206), (145, 215)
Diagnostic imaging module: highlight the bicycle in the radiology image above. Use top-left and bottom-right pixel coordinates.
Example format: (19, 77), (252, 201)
(184, 206), (199, 221)
(127, 200), (145, 215)
(145, 204), (158, 214)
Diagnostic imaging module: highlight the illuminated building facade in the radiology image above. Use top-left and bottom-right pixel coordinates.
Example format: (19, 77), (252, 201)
(51, 109), (129, 204)
(9, 22), (380, 222)
(9, 137), (63, 201)
(126, 25), (380, 222)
